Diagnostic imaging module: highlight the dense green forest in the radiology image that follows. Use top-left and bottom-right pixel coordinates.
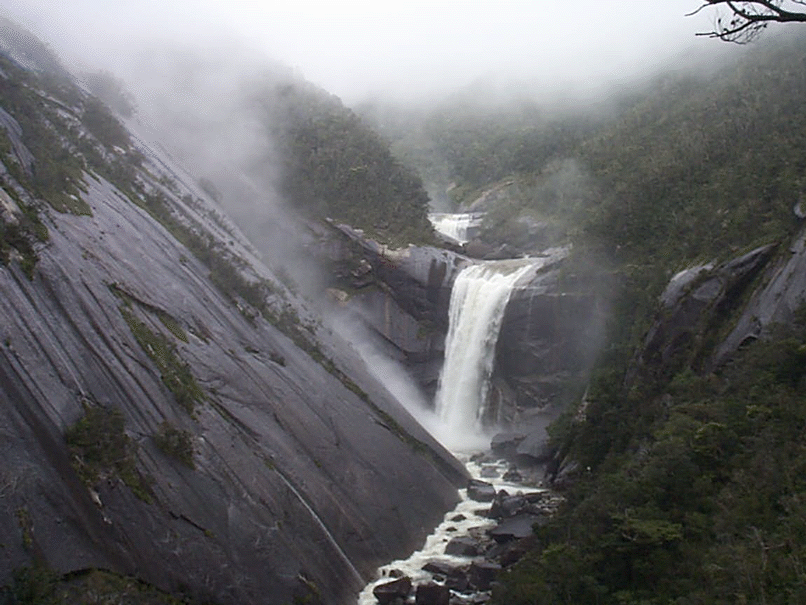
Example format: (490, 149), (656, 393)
(257, 79), (434, 246)
(366, 33), (806, 604)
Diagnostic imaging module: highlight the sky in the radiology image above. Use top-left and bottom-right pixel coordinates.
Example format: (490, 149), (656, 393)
(1, 1), (726, 105)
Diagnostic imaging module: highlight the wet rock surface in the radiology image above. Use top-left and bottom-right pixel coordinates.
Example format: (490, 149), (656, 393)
(415, 582), (451, 605)
(0, 38), (467, 605)
(493, 250), (608, 422)
(314, 221), (469, 394)
(466, 480), (497, 503)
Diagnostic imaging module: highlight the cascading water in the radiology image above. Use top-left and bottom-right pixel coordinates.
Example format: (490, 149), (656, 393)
(357, 252), (566, 605)
(429, 213), (483, 244)
(433, 259), (535, 451)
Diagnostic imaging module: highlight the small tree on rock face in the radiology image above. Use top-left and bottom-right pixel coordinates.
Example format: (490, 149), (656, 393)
(692, 0), (806, 42)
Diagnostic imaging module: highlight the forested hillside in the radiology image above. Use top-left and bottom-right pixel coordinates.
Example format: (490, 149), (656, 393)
(366, 32), (806, 604)
(364, 35), (806, 266)
(257, 79), (434, 246)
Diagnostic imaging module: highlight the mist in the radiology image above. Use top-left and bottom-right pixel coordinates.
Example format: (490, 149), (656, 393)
(330, 310), (491, 454)
(4, 1), (731, 108)
(0, 0), (773, 446)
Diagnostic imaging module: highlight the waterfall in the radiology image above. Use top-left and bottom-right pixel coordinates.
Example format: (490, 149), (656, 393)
(428, 213), (483, 244)
(434, 259), (534, 450)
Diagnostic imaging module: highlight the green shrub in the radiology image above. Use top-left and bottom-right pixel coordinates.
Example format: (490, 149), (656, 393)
(65, 404), (151, 502)
(154, 421), (195, 469)
(119, 306), (205, 415)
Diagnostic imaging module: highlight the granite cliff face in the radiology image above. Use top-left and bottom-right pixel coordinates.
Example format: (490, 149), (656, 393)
(0, 22), (465, 605)
(490, 252), (608, 445)
(318, 222), (468, 396)
(630, 222), (806, 383)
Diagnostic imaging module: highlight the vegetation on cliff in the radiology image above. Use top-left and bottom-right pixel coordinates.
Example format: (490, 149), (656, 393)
(502, 39), (806, 605)
(364, 35), (806, 267)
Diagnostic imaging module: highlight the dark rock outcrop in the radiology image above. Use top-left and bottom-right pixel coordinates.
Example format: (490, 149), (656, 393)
(489, 515), (543, 543)
(444, 536), (480, 557)
(373, 576), (413, 605)
(494, 250), (607, 417)
(630, 243), (776, 381)
(314, 222), (468, 394)
(319, 224), (607, 451)
(626, 226), (806, 385)
(715, 231), (806, 365)
(489, 432), (526, 460)
(415, 582), (451, 605)
(468, 560), (500, 591)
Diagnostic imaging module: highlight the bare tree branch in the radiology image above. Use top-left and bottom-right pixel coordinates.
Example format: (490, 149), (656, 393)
(694, 0), (806, 42)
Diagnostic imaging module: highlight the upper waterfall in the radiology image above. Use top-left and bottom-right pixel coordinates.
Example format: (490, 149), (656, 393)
(429, 213), (484, 244)
(434, 258), (534, 450)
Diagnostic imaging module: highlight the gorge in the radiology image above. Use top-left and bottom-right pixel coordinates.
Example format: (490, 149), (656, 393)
(4, 10), (806, 605)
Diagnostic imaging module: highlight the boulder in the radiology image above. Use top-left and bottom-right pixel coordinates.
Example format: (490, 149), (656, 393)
(444, 536), (480, 557)
(373, 576), (412, 605)
(502, 468), (522, 483)
(422, 560), (467, 578)
(479, 465), (500, 479)
(468, 560), (501, 591)
(489, 515), (543, 543)
(444, 573), (470, 592)
(467, 479), (496, 502)
(515, 430), (554, 463)
(415, 582), (451, 605)
(490, 432), (526, 459)
(488, 492), (527, 520)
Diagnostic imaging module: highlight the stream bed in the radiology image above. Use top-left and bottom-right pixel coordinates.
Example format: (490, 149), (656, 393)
(357, 454), (559, 605)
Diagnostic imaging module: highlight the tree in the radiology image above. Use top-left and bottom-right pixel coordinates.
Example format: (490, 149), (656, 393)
(692, 1), (806, 42)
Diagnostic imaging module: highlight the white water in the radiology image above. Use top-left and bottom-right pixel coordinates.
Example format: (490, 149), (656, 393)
(356, 252), (564, 605)
(356, 457), (543, 605)
(434, 259), (535, 451)
(429, 213), (483, 244)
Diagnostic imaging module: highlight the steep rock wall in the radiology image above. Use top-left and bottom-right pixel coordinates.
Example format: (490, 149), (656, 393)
(627, 222), (806, 390)
(494, 261), (607, 418)
(0, 41), (465, 605)
(317, 222), (468, 395)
